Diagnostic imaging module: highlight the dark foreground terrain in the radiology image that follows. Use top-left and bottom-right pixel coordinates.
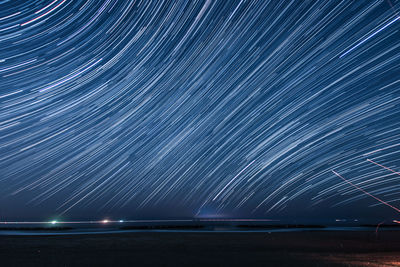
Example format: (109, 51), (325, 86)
(0, 230), (400, 266)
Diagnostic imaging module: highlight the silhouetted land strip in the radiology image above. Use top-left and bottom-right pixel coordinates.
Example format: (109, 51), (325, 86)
(0, 230), (400, 266)
(0, 227), (74, 231)
(119, 223), (327, 230)
(236, 224), (326, 229)
(120, 224), (204, 230)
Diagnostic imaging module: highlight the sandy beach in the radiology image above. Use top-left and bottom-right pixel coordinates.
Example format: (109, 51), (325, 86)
(0, 230), (399, 266)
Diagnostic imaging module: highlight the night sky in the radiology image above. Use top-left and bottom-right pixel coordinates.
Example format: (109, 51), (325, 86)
(0, 0), (400, 222)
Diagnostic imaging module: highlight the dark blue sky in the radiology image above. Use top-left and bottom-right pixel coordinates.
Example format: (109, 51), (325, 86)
(0, 0), (400, 222)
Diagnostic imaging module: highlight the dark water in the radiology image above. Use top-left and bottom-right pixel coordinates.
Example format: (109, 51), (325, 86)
(0, 225), (398, 236)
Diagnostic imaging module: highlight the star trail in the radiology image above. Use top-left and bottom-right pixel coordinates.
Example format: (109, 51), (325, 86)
(0, 0), (400, 221)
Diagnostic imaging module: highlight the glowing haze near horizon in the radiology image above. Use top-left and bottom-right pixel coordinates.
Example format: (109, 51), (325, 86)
(0, 0), (400, 221)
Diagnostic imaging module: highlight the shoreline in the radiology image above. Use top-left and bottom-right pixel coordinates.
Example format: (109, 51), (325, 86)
(0, 225), (399, 236)
(1, 230), (400, 266)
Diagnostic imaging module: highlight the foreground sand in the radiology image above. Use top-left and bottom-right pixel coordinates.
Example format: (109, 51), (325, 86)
(0, 230), (400, 266)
